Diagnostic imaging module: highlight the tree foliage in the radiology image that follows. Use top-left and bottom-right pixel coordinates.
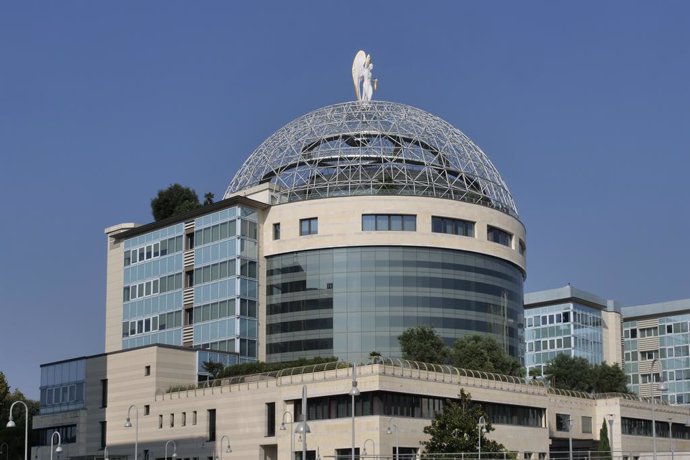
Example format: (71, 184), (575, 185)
(398, 326), (449, 364)
(150, 184), (201, 221)
(451, 335), (523, 377)
(598, 419), (612, 460)
(545, 354), (629, 393)
(421, 389), (508, 456)
(202, 361), (225, 380)
(0, 372), (39, 460)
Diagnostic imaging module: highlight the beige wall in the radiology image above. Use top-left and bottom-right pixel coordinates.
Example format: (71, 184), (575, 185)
(602, 310), (623, 365)
(105, 224), (138, 353)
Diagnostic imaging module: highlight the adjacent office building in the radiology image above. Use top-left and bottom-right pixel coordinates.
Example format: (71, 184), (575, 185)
(524, 285), (623, 378)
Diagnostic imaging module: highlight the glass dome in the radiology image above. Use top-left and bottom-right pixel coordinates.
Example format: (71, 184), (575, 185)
(224, 101), (518, 218)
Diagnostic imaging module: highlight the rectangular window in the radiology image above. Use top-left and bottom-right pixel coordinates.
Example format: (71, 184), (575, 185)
(207, 409), (216, 441)
(431, 216), (475, 237)
(362, 214), (416, 231)
(170, 413), (174, 428)
(487, 226), (512, 247)
(273, 223), (281, 240)
(300, 218), (318, 236)
(182, 412), (186, 427)
(556, 413), (571, 432)
(100, 421), (107, 449)
(265, 402), (276, 437)
(582, 416), (592, 434)
(159, 415), (163, 429)
(100, 379), (108, 408)
(145, 366), (151, 376)
(193, 411), (197, 425)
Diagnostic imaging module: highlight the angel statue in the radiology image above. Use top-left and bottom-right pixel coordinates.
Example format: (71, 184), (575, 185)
(352, 50), (378, 102)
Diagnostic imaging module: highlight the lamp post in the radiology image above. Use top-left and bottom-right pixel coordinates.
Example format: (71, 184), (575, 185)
(607, 414), (615, 458)
(124, 404), (140, 460)
(165, 440), (177, 460)
(386, 418), (399, 460)
(349, 363), (360, 460)
(280, 411), (294, 460)
(294, 386), (311, 460)
(568, 416), (573, 460)
(6, 400), (29, 460)
(362, 439), (375, 457)
(668, 418), (676, 460)
(0, 442), (9, 460)
(104, 446), (109, 460)
(218, 435), (231, 460)
(650, 358), (667, 460)
(50, 431), (63, 460)
(478, 416), (486, 460)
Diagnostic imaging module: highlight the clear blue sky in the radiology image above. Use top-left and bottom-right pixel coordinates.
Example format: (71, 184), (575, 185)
(1, 1), (689, 399)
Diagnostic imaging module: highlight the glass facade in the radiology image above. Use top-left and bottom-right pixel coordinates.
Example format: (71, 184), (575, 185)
(39, 359), (86, 414)
(624, 313), (690, 405)
(120, 205), (259, 363)
(266, 246), (523, 363)
(524, 302), (604, 376)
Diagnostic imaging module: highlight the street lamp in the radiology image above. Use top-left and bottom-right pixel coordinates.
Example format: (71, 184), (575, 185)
(668, 418), (676, 460)
(478, 416), (486, 460)
(349, 363), (360, 460)
(218, 435), (231, 460)
(124, 404), (140, 460)
(0, 442), (9, 460)
(6, 400), (29, 460)
(104, 446), (109, 460)
(386, 418), (399, 460)
(650, 358), (667, 460)
(50, 431), (63, 460)
(362, 439), (375, 457)
(280, 410), (294, 460)
(568, 416), (573, 460)
(294, 386), (311, 460)
(606, 414), (615, 458)
(165, 440), (177, 460)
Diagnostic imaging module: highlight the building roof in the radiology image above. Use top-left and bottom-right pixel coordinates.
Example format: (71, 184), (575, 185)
(524, 285), (614, 311)
(622, 298), (690, 321)
(224, 101), (519, 218)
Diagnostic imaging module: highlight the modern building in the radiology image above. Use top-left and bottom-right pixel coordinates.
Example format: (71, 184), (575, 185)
(622, 298), (690, 405)
(31, 346), (690, 460)
(26, 64), (689, 460)
(105, 100), (527, 367)
(523, 285), (623, 377)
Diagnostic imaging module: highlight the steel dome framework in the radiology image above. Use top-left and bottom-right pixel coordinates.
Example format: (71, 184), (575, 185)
(225, 101), (518, 218)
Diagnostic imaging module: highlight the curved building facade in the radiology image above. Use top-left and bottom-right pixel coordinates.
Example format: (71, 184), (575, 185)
(104, 100), (526, 367)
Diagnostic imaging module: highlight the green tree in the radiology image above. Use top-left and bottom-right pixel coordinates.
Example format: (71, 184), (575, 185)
(398, 326), (449, 364)
(545, 355), (630, 393)
(0, 372), (39, 460)
(544, 354), (593, 392)
(592, 362), (629, 393)
(421, 389), (507, 456)
(150, 184), (201, 221)
(598, 419), (612, 460)
(202, 361), (225, 380)
(203, 192), (215, 205)
(451, 335), (523, 377)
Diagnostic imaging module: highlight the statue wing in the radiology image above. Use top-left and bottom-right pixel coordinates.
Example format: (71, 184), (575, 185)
(352, 50), (367, 101)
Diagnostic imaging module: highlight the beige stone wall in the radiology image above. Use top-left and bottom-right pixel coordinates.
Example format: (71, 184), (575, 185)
(104, 224), (138, 353)
(602, 310), (623, 365)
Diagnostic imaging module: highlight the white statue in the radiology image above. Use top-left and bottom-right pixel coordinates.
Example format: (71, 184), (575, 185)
(352, 50), (378, 102)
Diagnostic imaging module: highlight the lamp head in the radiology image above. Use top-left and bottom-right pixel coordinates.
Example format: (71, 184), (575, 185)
(124, 418), (132, 428)
(659, 381), (668, 392)
(172, 453), (177, 458)
(294, 422), (311, 434)
(349, 384), (360, 397)
(55, 446), (63, 454)
(225, 447), (232, 453)
(280, 423), (286, 431)
(386, 427), (392, 435)
(6, 420), (15, 428)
